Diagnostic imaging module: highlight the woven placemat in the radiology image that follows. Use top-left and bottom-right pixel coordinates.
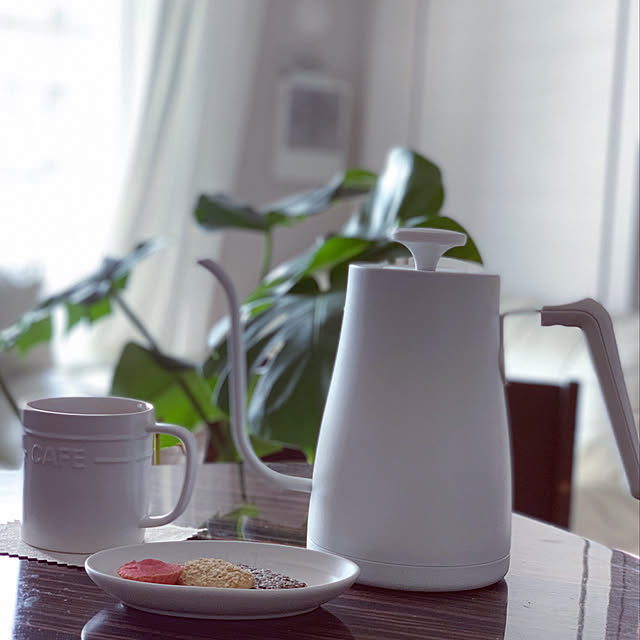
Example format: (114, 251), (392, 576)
(0, 520), (200, 567)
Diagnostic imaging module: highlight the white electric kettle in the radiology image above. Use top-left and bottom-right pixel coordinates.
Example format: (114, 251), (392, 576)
(199, 228), (639, 592)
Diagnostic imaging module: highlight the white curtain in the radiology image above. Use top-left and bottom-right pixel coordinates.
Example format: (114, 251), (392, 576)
(98, 0), (267, 361)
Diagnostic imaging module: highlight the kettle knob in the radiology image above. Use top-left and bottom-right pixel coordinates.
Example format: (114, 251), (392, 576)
(392, 228), (467, 271)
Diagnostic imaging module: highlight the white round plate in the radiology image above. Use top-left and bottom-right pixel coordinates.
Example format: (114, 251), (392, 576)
(85, 540), (360, 620)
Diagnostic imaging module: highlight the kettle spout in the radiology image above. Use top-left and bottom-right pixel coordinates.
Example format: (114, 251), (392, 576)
(198, 259), (312, 493)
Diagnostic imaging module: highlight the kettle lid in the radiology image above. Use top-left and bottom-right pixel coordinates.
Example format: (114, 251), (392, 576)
(392, 228), (467, 271)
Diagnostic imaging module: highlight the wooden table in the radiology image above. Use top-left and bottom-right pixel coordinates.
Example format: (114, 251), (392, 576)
(0, 462), (638, 639)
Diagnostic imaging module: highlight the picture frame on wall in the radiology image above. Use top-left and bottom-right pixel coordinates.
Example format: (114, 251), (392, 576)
(274, 70), (352, 182)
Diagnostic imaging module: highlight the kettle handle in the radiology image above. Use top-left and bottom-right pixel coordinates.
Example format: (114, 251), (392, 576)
(541, 298), (639, 499)
(198, 259), (312, 493)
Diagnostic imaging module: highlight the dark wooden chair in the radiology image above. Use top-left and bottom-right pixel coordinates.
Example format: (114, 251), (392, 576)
(505, 380), (579, 529)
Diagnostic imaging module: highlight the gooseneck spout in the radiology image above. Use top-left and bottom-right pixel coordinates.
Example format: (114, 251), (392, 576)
(198, 259), (312, 493)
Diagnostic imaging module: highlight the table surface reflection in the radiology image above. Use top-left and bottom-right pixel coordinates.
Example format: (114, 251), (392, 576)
(0, 462), (638, 639)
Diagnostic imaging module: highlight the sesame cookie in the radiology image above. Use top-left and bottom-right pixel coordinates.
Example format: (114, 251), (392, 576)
(178, 558), (255, 588)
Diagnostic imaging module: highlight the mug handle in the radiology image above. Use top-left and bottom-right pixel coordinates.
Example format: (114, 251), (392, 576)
(138, 422), (198, 528)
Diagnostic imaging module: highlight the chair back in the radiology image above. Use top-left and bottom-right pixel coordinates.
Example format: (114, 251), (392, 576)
(506, 380), (579, 528)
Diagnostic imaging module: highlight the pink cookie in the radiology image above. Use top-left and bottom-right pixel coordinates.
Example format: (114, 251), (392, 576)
(117, 559), (183, 584)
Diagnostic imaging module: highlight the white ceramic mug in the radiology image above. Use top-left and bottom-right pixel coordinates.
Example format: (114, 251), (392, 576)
(21, 396), (198, 553)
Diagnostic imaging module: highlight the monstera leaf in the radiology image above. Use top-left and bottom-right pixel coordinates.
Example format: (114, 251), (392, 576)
(111, 343), (220, 426)
(342, 147), (445, 239)
(206, 289), (344, 460)
(194, 168), (376, 232)
(0, 239), (163, 354)
(111, 342), (230, 453)
(246, 149), (479, 300)
(247, 235), (375, 301)
(111, 342), (283, 460)
(1, 145), (486, 465)
(202, 147), (483, 460)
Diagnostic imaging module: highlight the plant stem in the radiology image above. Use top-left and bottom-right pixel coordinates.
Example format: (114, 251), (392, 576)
(110, 290), (228, 457)
(238, 462), (248, 502)
(110, 290), (162, 352)
(260, 231), (272, 281)
(0, 370), (20, 420)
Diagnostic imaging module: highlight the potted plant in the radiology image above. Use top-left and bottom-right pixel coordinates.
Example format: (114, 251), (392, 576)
(0, 147), (481, 462)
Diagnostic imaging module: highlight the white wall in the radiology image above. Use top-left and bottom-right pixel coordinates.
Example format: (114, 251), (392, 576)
(362, 0), (639, 311)
(359, 0), (422, 165)
(600, 0), (639, 310)
(211, 0), (372, 317)
(210, 0), (638, 321)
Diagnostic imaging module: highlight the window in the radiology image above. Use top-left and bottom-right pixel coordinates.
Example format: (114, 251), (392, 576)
(0, 0), (123, 292)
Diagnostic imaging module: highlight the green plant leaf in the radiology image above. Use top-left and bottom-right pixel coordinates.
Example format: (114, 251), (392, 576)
(86, 296), (112, 323)
(54, 239), (162, 307)
(65, 302), (88, 332)
(194, 194), (273, 232)
(262, 168), (377, 219)
(8, 313), (53, 354)
(249, 235), (373, 300)
(111, 343), (223, 444)
(248, 433), (285, 459)
(194, 169), (377, 234)
(206, 294), (294, 399)
(249, 291), (345, 460)
(201, 148), (484, 462)
(342, 147), (445, 238)
(411, 215), (483, 263)
(0, 239), (163, 355)
(209, 292), (345, 460)
(210, 502), (261, 539)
